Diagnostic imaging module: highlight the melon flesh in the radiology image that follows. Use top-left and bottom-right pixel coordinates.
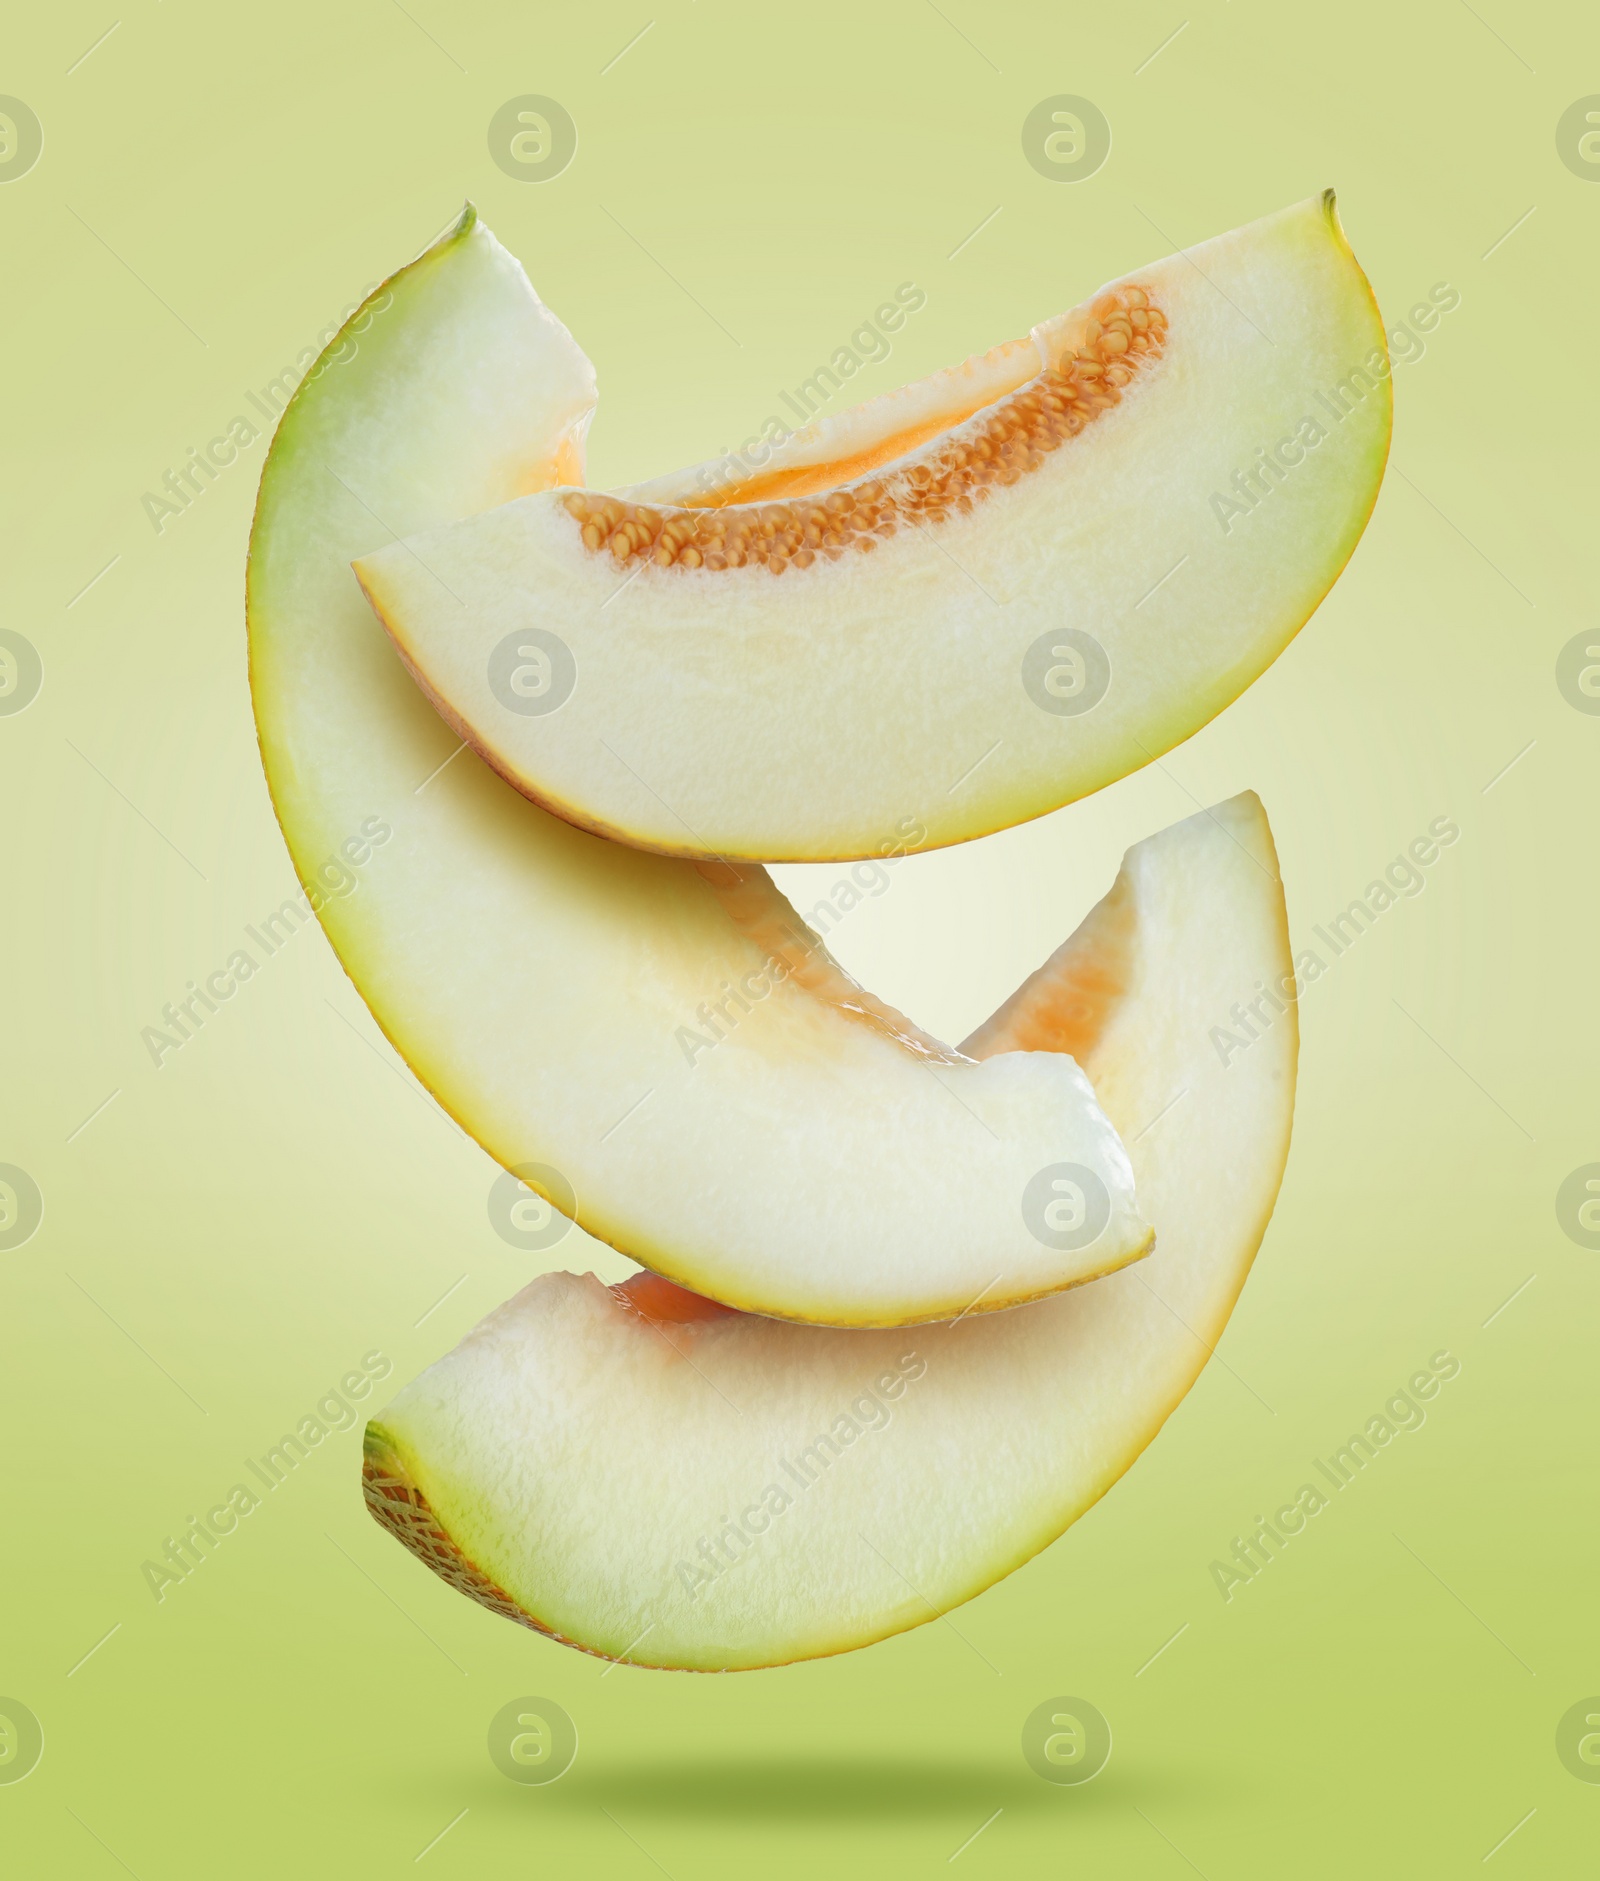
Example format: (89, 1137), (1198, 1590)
(356, 193), (1389, 862)
(364, 792), (1296, 1671)
(246, 208), (1149, 1328)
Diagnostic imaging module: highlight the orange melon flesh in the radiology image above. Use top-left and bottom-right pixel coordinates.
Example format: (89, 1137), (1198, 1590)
(363, 792), (1297, 1671)
(630, 330), (1047, 509)
(246, 206), (1151, 1330)
(613, 1271), (739, 1327)
(356, 192), (1390, 863)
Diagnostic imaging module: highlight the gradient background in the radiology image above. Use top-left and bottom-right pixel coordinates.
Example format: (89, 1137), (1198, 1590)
(2, 2), (1596, 1874)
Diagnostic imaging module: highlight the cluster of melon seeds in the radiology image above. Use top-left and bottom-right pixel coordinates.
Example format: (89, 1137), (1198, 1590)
(563, 285), (1165, 575)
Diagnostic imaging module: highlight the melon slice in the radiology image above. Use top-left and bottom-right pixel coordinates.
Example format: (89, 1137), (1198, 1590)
(355, 193), (1389, 862)
(245, 208), (1150, 1328)
(363, 792), (1296, 1671)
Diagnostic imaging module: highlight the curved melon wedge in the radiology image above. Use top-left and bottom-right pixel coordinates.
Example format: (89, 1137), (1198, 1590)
(363, 792), (1296, 1671)
(246, 207), (1149, 1328)
(355, 193), (1389, 862)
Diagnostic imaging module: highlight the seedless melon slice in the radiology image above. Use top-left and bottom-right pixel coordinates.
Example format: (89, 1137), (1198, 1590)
(246, 208), (1148, 1328)
(364, 792), (1296, 1671)
(356, 193), (1388, 862)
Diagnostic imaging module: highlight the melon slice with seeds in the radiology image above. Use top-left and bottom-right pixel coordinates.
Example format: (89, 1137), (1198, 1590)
(356, 192), (1389, 862)
(363, 792), (1296, 1671)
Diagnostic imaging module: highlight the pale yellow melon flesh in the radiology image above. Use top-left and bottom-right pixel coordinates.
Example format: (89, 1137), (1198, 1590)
(245, 208), (1149, 1328)
(356, 193), (1389, 861)
(365, 792), (1296, 1671)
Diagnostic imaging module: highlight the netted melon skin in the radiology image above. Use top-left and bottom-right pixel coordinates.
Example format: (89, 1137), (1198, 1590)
(362, 1428), (597, 1648)
(361, 1425), (740, 1671)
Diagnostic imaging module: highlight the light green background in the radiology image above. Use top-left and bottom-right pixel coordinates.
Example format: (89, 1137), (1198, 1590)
(2, 2), (1596, 1874)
